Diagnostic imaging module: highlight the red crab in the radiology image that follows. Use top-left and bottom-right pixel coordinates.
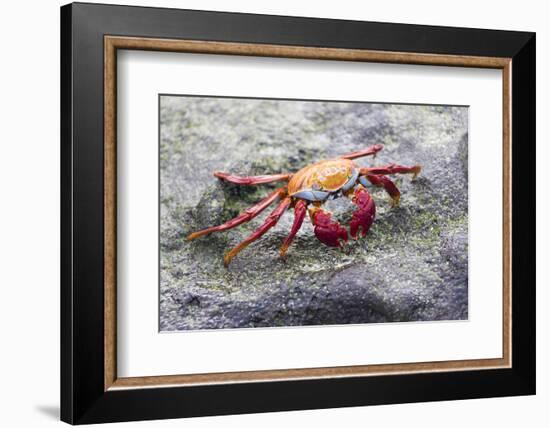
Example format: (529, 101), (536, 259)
(188, 144), (421, 266)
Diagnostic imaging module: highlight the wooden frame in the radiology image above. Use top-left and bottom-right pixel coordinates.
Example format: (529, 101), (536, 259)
(62, 2), (535, 424)
(104, 36), (513, 390)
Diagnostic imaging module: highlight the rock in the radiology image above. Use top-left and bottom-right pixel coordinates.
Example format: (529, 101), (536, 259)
(159, 97), (469, 331)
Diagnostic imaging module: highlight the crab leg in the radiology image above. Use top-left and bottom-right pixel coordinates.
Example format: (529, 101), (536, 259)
(279, 200), (308, 257)
(309, 207), (348, 248)
(360, 163), (421, 178)
(349, 186), (376, 239)
(214, 171), (292, 185)
(187, 188), (286, 240)
(339, 144), (384, 160)
(224, 198), (292, 266)
(361, 174), (401, 206)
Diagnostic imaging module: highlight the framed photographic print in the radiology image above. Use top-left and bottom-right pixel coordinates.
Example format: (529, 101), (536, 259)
(60, 2), (535, 424)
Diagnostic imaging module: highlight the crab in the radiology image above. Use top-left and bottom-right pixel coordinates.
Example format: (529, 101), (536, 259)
(187, 144), (421, 266)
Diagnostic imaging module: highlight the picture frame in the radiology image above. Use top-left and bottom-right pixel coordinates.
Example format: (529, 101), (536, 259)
(60, 2), (535, 424)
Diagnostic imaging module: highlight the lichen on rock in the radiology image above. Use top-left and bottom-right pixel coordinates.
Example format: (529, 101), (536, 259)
(160, 96), (468, 331)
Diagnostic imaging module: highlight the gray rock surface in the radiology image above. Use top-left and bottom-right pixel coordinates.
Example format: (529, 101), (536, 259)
(159, 96), (468, 331)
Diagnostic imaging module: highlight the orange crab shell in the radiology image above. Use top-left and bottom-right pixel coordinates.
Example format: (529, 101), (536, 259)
(287, 158), (357, 198)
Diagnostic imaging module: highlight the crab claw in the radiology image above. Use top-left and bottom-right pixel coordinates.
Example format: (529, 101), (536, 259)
(311, 209), (348, 248)
(349, 187), (376, 239)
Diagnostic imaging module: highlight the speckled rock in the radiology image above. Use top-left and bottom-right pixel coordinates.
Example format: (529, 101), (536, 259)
(159, 96), (468, 331)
